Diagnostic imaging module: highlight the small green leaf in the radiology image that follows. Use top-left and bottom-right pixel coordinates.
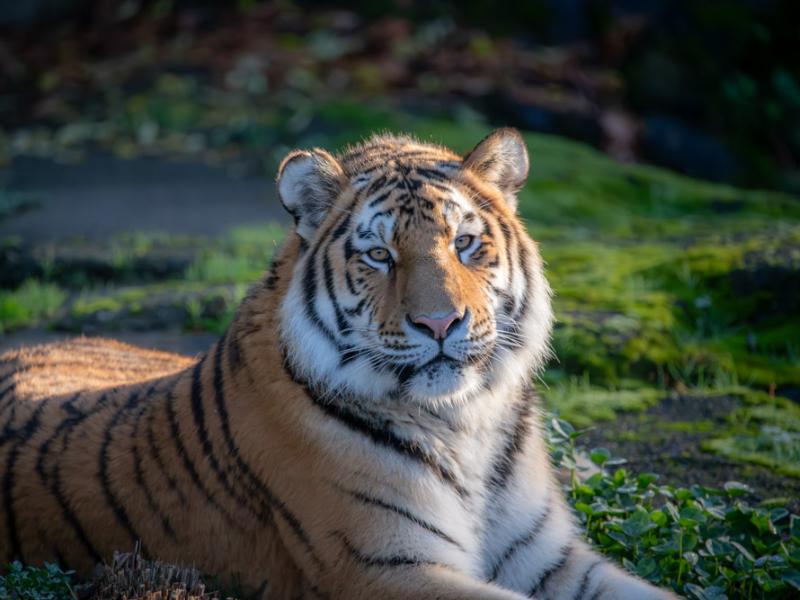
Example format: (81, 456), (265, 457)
(723, 481), (753, 497)
(621, 509), (656, 538)
(590, 447), (610, 466)
(651, 509), (667, 527)
(551, 417), (574, 438)
(783, 569), (800, 591)
(730, 541), (755, 563)
(638, 472), (659, 487)
(791, 514), (800, 542)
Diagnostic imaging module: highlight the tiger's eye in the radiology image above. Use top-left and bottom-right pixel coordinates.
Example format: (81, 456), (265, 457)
(367, 247), (391, 262)
(455, 235), (474, 252)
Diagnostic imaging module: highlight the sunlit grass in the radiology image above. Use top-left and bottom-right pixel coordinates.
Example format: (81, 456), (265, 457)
(0, 280), (66, 334)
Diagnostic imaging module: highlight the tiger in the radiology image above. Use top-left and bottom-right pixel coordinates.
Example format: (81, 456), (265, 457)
(0, 129), (678, 599)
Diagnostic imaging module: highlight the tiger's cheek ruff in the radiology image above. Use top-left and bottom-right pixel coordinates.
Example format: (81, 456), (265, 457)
(488, 236), (554, 390)
(278, 246), (401, 403)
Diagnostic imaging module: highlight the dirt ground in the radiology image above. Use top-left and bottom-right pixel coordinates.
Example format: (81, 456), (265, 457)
(581, 393), (800, 511)
(0, 154), (284, 242)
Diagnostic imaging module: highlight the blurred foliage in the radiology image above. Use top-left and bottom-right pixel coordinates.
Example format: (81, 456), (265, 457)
(0, 280), (66, 334)
(0, 0), (798, 188)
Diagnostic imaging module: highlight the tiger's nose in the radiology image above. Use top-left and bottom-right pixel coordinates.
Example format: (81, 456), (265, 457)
(409, 310), (464, 340)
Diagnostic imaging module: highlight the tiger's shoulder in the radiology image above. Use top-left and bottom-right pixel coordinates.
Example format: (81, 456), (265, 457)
(0, 337), (195, 402)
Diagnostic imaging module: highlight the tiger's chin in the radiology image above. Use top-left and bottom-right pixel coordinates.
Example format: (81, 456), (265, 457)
(402, 358), (484, 405)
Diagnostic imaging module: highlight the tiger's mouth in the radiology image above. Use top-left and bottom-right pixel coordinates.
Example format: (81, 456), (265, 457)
(418, 353), (460, 371)
(414, 346), (491, 373)
(397, 348), (493, 400)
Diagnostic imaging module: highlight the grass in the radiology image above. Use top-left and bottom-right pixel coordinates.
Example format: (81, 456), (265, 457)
(186, 224), (286, 284)
(0, 280), (66, 334)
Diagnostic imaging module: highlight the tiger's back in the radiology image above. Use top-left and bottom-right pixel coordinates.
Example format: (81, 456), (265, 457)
(0, 336), (305, 597)
(1, 337), (194, 403)
(0, 338), (193, 568)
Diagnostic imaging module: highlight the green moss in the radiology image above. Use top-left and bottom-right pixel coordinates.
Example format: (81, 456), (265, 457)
(72, 294), (125, 316)
(542, 374), (663, 427)
(662, 420), (716, 433)
(705, 429), (800, 477)
(186, 224), (286, 284)
(67, 282), (248, 334)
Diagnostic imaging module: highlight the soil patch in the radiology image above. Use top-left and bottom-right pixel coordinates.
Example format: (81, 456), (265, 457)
(0, 154), (286, 242)
(580, 393), (800, 512)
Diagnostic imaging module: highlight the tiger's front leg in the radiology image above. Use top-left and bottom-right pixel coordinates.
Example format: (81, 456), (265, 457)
(523, 542), (679, 600)
(312, 563), (530, 600)
(482, 421), (679, 600)
(273, 479), (530, 600)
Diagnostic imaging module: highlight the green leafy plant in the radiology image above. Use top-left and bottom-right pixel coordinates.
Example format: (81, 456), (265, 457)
(0, 561), (75, 600)
(547, 417), (800, 599)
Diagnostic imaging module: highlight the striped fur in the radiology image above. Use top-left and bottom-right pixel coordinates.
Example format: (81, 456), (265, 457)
(0, 130), (677, 599)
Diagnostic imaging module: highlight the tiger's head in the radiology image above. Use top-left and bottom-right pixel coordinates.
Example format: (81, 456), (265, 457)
(276, 129), (552, 407)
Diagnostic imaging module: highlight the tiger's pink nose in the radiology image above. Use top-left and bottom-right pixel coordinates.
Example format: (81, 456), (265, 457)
(410, 310), (463, 340)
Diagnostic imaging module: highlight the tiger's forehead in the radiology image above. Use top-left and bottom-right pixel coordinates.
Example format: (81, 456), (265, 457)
(350, 169), (476, 246)
(338, 134), (462, 177)
(338, 134), (479, 244)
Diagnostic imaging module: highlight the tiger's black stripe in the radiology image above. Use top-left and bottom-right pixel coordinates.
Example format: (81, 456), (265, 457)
(213, 333), (271, 515)
(336, 532), (441, 569)
(487, 386), (534, 492)
(3, 398), (49, 561)
(322, 249), (350, 335)
(306, 391), (468, 497)
(498, 220), (519, 316)
(226, 327), (244, 371)
(98, 389), (148, 555)
(302, 235), (344, 348)
(528, 545), (572, 597)
(586, 583), (607, 600)
(513, 241), (533, 322)
(281, 354), (466, 496)
(188, 354), (268, 523)
(573, 560), (604, 600)
(214, 334), (323, 569)
(145, 390), (188, 506)
(129, 384), (177, 541)
(343, 487), (464, 550)
(34, 392), (104, 564)
(487, 503), (551, 582)
(164, 375), (240, 526)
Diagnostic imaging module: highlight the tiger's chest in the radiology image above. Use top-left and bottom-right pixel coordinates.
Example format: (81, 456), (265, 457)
(309, 386), (554, 581)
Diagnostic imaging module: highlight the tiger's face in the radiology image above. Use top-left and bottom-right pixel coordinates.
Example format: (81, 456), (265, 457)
(277, 130), (552, 407)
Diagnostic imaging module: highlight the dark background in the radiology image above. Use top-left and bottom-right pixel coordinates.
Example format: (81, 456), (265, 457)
(2, 0), (799, 189)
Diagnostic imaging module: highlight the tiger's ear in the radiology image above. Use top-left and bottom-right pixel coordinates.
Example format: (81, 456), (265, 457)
(463, 128), (529, 211)
(277, 148), (346, 240)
